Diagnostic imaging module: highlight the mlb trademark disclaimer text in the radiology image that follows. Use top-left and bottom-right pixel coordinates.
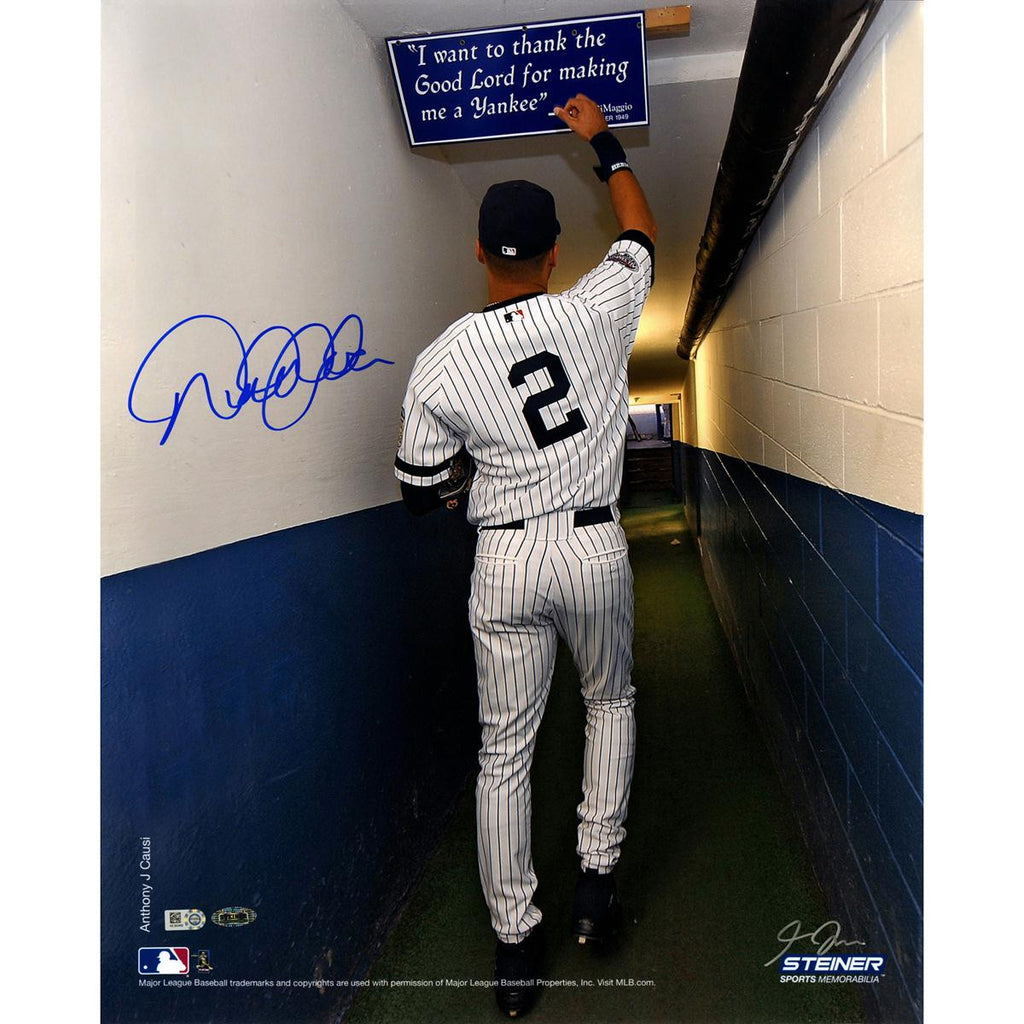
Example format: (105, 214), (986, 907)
(139, 977), (657, 990)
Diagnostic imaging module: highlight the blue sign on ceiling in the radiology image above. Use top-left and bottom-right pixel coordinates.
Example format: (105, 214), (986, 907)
(387, 11), (649, 147)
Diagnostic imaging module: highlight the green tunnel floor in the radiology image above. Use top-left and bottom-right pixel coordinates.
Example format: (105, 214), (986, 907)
(346, 504), (865, 1024)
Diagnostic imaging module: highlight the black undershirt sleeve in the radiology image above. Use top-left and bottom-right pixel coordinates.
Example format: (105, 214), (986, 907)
(400, 480), (443, 516)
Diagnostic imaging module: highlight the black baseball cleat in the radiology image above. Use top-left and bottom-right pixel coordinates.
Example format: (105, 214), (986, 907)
(494, 923), (543, 1018)
(572, 868), (623, 945)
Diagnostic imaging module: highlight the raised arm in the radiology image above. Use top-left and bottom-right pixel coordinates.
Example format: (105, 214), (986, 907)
(553, 93), (657, 243)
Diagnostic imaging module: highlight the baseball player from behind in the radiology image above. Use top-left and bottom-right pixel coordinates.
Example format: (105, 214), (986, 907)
(394, 93), (656, 1019)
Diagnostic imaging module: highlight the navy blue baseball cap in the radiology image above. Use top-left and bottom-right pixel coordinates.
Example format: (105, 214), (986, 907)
(478, 180), (561, 260)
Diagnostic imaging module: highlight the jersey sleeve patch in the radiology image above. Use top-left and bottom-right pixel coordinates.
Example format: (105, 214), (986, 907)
(605, 250), (640, 272)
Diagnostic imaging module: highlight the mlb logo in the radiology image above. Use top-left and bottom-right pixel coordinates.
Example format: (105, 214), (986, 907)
(138, 947), (189, 975)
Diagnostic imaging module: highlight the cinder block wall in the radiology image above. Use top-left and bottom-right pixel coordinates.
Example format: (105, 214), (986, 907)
(699, 2), (922, 503)
(682, 2), (923, 1020)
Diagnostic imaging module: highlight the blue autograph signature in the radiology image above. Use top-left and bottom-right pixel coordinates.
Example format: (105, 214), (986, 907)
(128, 314), (394, 446)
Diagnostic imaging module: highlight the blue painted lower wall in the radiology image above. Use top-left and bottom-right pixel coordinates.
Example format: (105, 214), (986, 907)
(101, 503), (479, 1023)
(684, 444), (923, 1023)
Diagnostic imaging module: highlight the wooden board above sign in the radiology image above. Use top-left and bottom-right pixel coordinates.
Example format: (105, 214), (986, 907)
(386, 11), (649, 147)
(644, 6), (692, 40)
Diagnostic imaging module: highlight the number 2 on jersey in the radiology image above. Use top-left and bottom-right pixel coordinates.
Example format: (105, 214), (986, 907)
(508, 352), (588, 450)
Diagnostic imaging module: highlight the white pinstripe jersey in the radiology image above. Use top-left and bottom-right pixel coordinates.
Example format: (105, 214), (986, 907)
(395, 232), (654, 526)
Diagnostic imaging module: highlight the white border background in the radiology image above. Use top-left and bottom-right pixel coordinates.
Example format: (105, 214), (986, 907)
(6, 1), (99, 1016)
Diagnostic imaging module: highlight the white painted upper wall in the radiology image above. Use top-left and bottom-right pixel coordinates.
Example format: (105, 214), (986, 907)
(691, 0), (923, 514)
(101, 0), (479, 576)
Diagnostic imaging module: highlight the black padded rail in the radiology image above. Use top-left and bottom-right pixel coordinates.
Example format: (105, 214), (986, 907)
(677, 0), (885, 360)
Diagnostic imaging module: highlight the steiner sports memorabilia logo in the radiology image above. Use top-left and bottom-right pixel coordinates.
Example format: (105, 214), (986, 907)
(164, 909), (206, 931)
(779, 954), (886, 976)
(766, 919), (886, 984)
(212, 906), (257, 927)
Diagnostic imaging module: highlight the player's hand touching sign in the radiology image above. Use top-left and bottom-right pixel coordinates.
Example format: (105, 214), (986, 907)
(554, 93), (657, 241)
(553, 93), (608, 141)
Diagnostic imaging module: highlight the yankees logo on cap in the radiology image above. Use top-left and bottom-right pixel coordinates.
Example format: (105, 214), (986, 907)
(479, 180), (561, 260)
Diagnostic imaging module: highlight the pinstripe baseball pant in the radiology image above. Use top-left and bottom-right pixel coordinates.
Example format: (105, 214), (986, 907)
(469, 509), (636, 943)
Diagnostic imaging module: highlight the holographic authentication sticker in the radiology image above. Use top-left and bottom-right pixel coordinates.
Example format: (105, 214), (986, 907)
(212, 906), (257, 927)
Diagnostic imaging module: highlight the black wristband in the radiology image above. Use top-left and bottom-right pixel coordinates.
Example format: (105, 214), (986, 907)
(590, 131), (631, 183)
